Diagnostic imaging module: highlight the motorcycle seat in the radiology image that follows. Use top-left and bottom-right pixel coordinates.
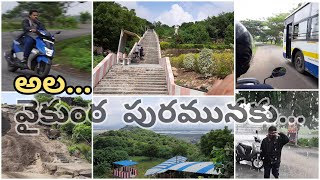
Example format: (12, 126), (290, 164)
(239, 143), (252, 152)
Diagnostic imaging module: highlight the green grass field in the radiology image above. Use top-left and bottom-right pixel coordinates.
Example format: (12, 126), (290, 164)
(130, 156), (166, 178)
(54, 35), (92, 73)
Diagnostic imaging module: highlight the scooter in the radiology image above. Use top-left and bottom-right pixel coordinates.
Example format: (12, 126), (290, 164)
(237, 67), (286, 89)
(236, 130), (263, 169)
(4, 29), (61, 78)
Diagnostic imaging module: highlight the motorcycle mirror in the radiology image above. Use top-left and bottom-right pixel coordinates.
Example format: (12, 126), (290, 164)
(271, 67), (286, 78)
(263, 67), (286, 84)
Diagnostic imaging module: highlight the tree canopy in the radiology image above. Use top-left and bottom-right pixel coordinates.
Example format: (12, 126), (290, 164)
(237, 91), (319, 129)
(93, 2), (151, 51)
(240, 13), (289, 44)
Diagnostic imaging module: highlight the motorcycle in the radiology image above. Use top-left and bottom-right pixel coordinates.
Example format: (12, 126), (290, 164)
(236, 130), (263, 169)
(4, 29), (61, 78)
(237, 67), (286, 89)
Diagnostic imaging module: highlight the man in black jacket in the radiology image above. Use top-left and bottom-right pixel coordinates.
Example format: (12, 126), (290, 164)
(22, 9), (46, 62)
(260, 126), (289, 178)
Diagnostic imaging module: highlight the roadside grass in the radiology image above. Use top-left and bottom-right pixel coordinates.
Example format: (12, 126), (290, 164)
(253, 46), (257, 55)
(130, 156), (166, 178)
(54, 35), (92, 73)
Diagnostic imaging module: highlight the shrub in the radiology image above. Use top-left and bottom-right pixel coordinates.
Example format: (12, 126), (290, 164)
(297, 138), (318, 147)
(76, 143), (92, 162)
(170, 54), (185, 68)
(72, 124), (92, 143)
(56, 16), (78, 28)
(94, 162), (111, 178)
(212, 51), (234, 78)
(68, 145), (78, 155)
(160, 41), (171, 50)
(183, 53), (196, 71)
(198, 48), (213, 76)
(309, 137), (318, 147)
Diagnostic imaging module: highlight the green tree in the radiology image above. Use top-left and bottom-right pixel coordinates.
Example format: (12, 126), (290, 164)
(72, 123), (91, 143)
(240, 19), (265, 38)
(200, 126), (233, 157)
(3, 2), (71, 26)
(265, 13), (288, 44)
(144, 143), (160, 159)
(93, 2), (151, 51)
(237, 91), (319, 130)
(225, 24), (234, 45)
(94, 161), (111, 178)
(80, 11), (91, 24)
(34, 93), (53, 103)
(212, 142), (234, 178)
(73, 96), (89, 107)
(172, 144), (188, 157)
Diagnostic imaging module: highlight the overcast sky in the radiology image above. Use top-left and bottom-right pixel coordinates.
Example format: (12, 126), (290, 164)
(118, 1), (233, 26)
(236, 0), (305, 20)
(93, 96), (234, 132)
(2, 1), (92, 15)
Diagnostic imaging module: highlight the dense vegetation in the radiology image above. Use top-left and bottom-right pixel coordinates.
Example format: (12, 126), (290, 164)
(240, 13), (288, 45)
(240, 4), (304, 45)
(34, 94), (92, 162)
(155, 12), (234, 47)
(93, 126), (233, 178)
(93, 2), (233, 53)
(2, 2), (90, 31)
(93, 2), (152, 52)
(171, 49), (233, 78)
(237, 91), (318, 130)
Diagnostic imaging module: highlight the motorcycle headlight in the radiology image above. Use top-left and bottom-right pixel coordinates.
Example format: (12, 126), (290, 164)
(44, 47), (53, 57)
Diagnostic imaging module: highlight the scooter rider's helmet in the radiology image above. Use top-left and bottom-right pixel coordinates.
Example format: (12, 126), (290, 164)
(236, 21), (253, 78)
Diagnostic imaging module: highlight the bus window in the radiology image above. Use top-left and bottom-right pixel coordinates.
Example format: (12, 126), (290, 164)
(293, 24), (299, 39)
(310, 16), (319, 40)
(294, 4), (311, 22)
(294, 21), (308, 40)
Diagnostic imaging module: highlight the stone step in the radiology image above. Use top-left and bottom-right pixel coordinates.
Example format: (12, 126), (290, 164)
(95, 86), (167, 92)
(105, 74), (165, 78)
(110, 68), (163, 72)
(100, 79), (166, 83)
(94, 90), (168, 95)
(101, 76), (166, 83)
(107, 72), (165, 75)
(96, 83), (166, 87)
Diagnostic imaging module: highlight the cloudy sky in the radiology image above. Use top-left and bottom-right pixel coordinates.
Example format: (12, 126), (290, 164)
(93, 96), (234, 132)
(2, 1), (92, 15)
(236, 0), (304, 20)
(118, 1), (234, 26)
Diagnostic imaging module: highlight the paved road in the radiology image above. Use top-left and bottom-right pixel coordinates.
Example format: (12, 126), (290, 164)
(236, 145), (319, 178)
(2, 24), (91, 91)
(240, 45), (318, 89)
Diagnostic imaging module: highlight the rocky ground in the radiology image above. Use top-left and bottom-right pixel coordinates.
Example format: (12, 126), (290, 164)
(2, 105), (92, 179)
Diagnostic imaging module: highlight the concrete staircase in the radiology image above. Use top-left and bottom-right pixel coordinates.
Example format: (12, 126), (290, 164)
(94, 64), (167, 95)
(94, 30), (168, 95)
(140, 30), (160, 64)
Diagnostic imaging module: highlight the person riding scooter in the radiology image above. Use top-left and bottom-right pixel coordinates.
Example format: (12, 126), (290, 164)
(22, 9), (46, 63)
